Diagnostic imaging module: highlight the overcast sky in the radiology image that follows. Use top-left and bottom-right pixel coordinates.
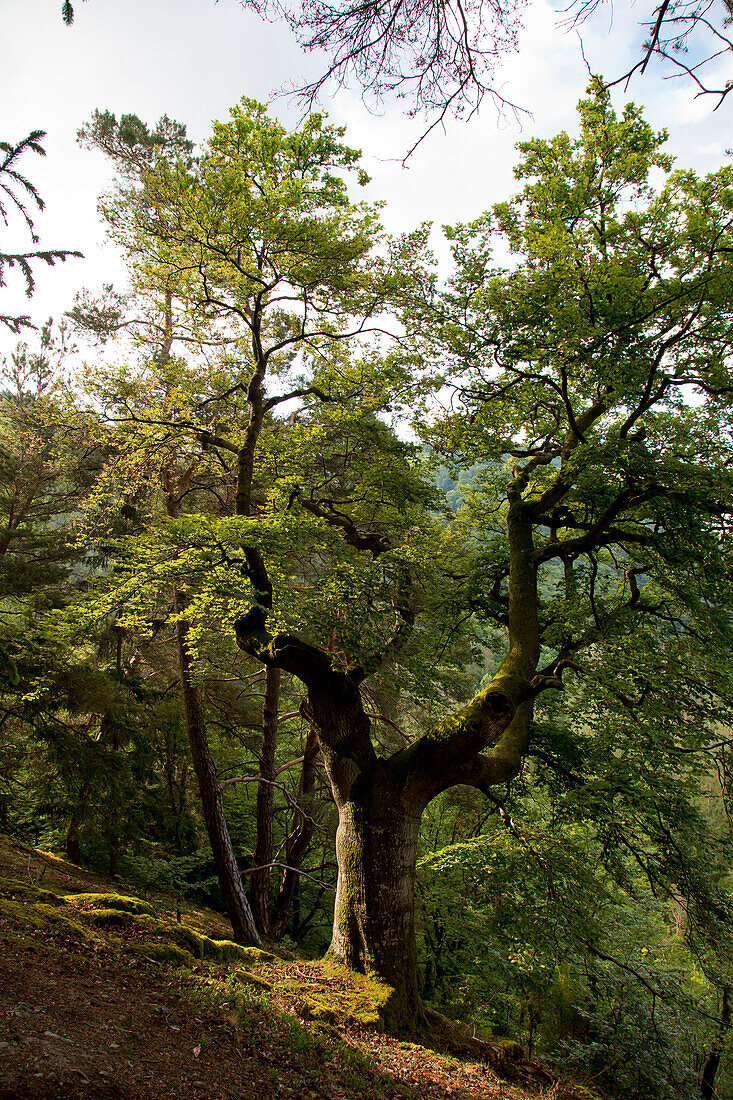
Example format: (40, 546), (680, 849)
(3, 0), (733, 357)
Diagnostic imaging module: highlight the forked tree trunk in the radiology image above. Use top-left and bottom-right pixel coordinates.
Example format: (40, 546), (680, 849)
(175, 610), (260, 946)
(235, 497), (532, 1033)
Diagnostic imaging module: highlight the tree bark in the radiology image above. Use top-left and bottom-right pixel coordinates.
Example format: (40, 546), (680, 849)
(701, 984), (730, 1099)
(328, 772), (425, 1033)
(248, 664), (281, 936)
(175, 607), (261, 945)
(270, 724), (320, 939)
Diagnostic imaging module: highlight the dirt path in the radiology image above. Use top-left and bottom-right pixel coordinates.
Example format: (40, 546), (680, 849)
(1, 944), (277, 1099)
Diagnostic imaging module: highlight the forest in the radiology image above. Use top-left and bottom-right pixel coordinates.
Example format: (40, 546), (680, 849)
(4, 70), (733, 1100)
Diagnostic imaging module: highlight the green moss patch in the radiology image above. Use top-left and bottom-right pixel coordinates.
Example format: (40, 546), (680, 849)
(0, 898), (94, 942)
(34, 903), (93, 940)
(97, 909), (218, 965)
(63, 891), (155, 916)
(204, 940), (269, 964)
(125, 940), (196, 966)
(130, 914), (207, 958)
(259, 957), (393, 1029)
(0, 897), (49, 930)
(234, 968), (273, 992)
(0, 876), (64, 906)
(168, 924), (208, 959)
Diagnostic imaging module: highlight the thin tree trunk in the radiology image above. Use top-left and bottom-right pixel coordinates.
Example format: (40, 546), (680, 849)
(248, 665), (281, 936)
(702, 985), (730, 1099)
(270, 724), (319, 939)
(175, 605), (260, 945)
(65, 780), (89, 864)
(164, 456), (260, 946)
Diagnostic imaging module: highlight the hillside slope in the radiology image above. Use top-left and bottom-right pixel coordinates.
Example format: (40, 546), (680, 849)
(0, 837), (603, 1100)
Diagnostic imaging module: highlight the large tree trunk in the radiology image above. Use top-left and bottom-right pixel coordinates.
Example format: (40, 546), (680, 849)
(325, 757), (426, 1033)
(175, 609), (260, 946)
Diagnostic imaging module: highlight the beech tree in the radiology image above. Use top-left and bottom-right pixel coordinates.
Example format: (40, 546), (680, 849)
(404, 80), (733, 1019)
(230, 83), (733, 1030)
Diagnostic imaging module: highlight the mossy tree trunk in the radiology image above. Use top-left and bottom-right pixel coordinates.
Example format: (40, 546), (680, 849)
(328, 772), (424, 1031)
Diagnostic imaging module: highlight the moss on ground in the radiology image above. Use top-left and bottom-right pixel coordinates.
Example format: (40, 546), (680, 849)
(0, 877), (64, 906)
(129, 914), (207, 958)
(125, 940), (196, 965)
(260, 956), (393, 1029)
(0, 888), (272, 982)
(63, 892), (155, 916)
(0, 897), (96, 942)
(234, 968), (273, 991)
(86, 908), (138, 929)
(208, 941), (276, 964)
(114, 912), (269, 964)
(0, 897), (49, 930)
(34, 903), (95, 940)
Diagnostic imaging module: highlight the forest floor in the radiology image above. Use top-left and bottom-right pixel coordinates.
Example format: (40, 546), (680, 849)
(0, 836), (604, 1100)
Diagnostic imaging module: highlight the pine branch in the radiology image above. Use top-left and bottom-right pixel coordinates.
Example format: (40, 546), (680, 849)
(0, 132), (82, 330)
(0, 248), (82, 303)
